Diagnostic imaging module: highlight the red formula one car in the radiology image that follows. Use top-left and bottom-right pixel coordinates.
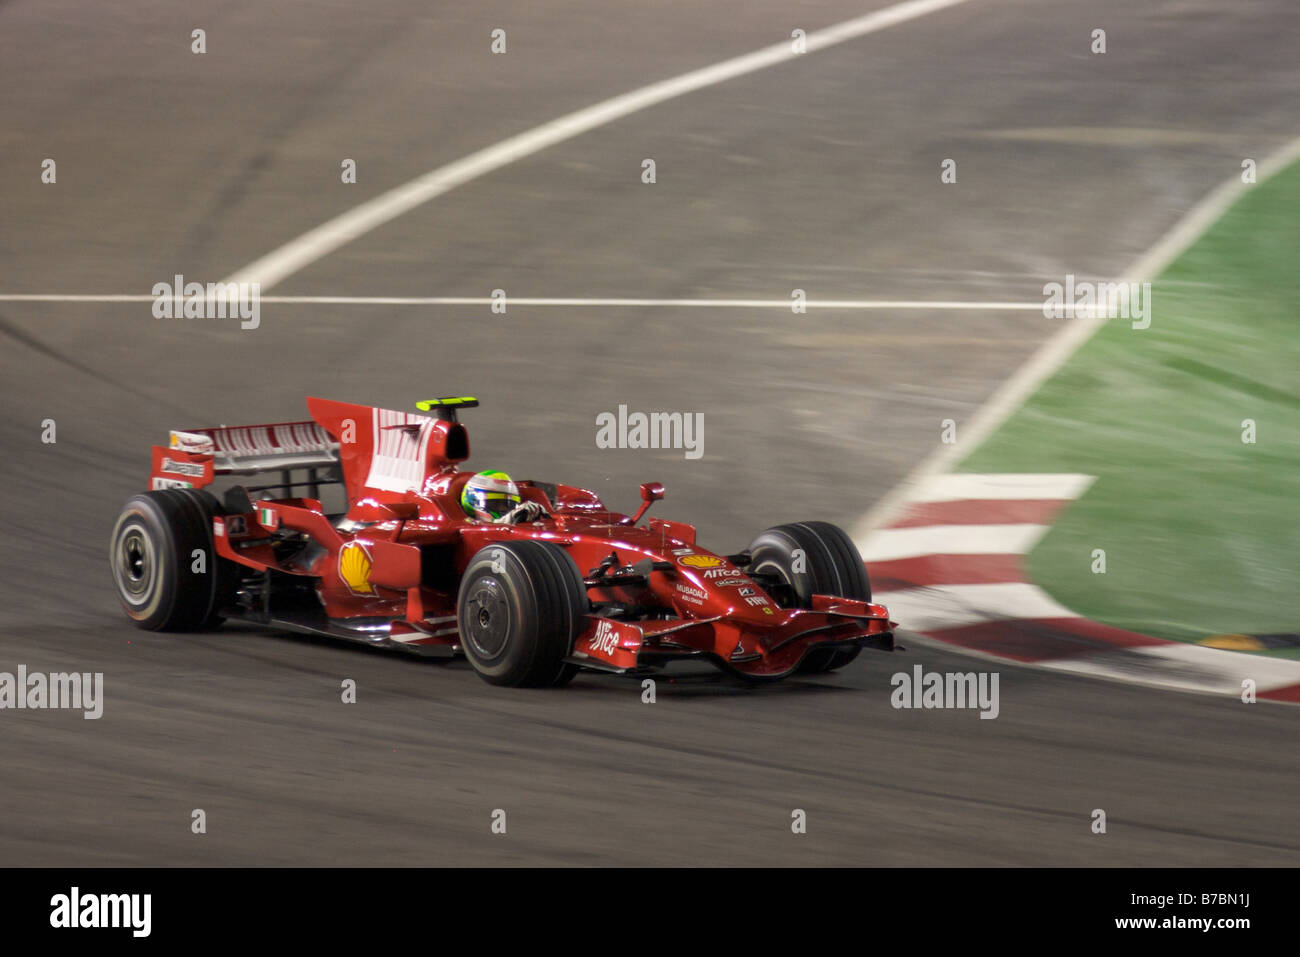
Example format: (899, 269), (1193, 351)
(109, 397), (895, 686)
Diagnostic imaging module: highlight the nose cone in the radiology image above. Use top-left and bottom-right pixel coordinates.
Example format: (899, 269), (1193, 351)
(671, 554), (787, 622)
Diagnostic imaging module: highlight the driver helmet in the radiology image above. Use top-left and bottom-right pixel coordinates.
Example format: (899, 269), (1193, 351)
(460, 470), (522, 520)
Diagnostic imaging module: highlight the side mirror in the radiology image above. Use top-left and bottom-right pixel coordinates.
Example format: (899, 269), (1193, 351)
(628, 482), (665, 525)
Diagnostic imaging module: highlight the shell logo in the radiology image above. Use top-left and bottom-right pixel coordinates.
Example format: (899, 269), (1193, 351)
(679, 554), (725, 569)
(339, 542), (375, 595)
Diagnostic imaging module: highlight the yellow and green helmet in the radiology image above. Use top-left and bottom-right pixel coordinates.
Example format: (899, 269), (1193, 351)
(461, 470), (522, 519)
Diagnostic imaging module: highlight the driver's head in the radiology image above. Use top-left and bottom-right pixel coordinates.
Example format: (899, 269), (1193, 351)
(460, 470), (522, 520)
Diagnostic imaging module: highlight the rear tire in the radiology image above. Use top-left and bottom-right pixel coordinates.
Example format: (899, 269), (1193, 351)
(109, 489), (238, 630)
(747, 521), (871, 673)
(457, 541), (588, 687)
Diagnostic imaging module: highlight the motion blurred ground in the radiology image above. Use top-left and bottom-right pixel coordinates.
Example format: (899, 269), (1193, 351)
(2, 0), (1299, 865)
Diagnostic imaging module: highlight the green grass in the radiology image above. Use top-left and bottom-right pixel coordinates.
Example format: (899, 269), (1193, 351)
(960, 160), (1300, 655)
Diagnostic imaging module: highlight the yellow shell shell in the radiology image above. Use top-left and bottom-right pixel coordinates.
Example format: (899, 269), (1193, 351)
(339, 543), (375, 594)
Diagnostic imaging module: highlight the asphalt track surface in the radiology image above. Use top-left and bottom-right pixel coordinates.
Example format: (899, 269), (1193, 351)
(1, 0), (1298, 865)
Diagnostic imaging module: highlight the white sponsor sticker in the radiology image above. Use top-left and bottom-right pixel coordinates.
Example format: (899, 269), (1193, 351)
(161, 457), (205, 477)
(590, 620), (618, 656)
(701, 567), (737, 579)
(169, 430), (215, 454)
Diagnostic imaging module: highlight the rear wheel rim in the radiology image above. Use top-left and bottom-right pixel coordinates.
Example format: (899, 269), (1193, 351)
(113, 520), (158, 607)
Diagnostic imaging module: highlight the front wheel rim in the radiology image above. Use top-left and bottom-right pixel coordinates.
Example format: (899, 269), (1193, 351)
(463, 577), (511, 660)
(749, 555), (799, 609)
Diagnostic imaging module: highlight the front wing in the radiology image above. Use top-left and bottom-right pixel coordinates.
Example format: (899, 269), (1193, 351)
(566, 595), (896, 679)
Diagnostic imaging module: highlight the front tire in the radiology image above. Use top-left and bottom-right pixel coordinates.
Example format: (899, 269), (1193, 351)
(109, 489), (237, 630)
(457, 541), (587, 687)
(747, 520), (871, 673)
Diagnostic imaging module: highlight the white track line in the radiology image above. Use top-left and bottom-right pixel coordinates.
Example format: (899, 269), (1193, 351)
(219, 0), (975, 291)
(909, 472), (1095, 503)
(0, 295), (159, 303)
(0, 295), (1049, 310)
(1047, 643), (1300, 697)
(873, 583), (1079, 631)
(860, 523), (1049, 562)
(851, 133), (1300, 538)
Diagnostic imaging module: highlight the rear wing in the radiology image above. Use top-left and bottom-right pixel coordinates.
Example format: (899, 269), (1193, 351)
(149, 421), (339, 490)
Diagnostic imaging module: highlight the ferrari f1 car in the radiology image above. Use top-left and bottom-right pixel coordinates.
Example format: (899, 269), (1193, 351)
(110, 397), (895, 686)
